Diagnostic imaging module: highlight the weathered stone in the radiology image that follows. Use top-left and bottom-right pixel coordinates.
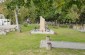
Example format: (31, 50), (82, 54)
(0, 30), (6, 35)
(40, 40), (85, 49)
(46, 42), (52, 50)
(31, 16), (54, 34)
(40, 16), (45, 32)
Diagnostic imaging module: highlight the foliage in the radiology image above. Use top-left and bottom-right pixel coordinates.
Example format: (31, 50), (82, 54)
(79, 6), (85, 24)
(0, 0), (85, 23)
(65, 4), (79, 21)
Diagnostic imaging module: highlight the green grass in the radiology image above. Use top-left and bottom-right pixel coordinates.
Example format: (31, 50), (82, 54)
(0, 24), (85, 55)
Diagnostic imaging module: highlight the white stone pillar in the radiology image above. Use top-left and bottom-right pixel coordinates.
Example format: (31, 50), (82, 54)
(40, 16), (45, 32)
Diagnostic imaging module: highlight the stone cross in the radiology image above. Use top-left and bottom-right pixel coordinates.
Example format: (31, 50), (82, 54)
(40, 16), (45, 32)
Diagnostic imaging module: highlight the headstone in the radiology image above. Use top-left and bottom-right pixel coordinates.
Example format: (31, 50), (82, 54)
(0, 14), (11, 26)
(26, 18), (30, 24)
(46, 42), (52, 50)
(46, 36), (52, 50)
(31, 16), (54, 34)
(40, 16), (45, 32)
(0, 14), (17, 35)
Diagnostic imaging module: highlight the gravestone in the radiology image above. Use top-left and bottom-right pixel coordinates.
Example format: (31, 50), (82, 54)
(73, 25), (85, 32)
(0, 14), (11, 26)
(0, 14), (17, 35)
(40, 16), (45, 32)
(31, 16), (54, 34)
(46, 36), (52, 50)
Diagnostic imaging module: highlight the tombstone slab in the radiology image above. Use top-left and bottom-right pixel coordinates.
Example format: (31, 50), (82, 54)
(40, 40), (85, 50)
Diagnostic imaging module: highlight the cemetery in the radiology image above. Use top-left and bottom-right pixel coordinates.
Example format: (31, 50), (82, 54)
(0, 0), (85, 55)
(0, 23), (85, 55)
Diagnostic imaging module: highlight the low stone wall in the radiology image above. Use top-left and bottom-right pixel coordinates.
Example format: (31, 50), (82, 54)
(0, 25), (17, 35)
(0, 30), (6, 35)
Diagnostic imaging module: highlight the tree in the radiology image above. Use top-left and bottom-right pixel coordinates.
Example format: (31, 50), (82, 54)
(28, 0), (37, 23)
(79, 6), (85, 29)
(4, 0), (85, 25)
(65, 4), (79, 23)
(6, 0), (25, 32)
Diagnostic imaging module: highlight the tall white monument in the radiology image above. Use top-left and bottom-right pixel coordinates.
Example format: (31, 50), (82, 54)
(31, 16), (54, 34)
(40, 16), (45, 32)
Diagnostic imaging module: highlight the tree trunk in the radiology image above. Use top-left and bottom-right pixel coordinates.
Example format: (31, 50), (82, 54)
(15, 5), (21, 32)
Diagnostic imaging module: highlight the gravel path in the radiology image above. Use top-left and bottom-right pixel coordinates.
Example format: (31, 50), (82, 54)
(40, 40), (85, 49)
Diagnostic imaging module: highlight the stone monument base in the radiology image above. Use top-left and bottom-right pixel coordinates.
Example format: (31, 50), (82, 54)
(31, 29), (54, 34)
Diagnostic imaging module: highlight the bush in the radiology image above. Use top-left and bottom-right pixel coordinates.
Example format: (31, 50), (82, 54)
(23, 22), (28, 27)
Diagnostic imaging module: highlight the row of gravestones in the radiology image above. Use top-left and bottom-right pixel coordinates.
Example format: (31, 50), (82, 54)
(46, 21), (57, 26)
(73, 25), (85, 32)
(0, 14), (55, 35)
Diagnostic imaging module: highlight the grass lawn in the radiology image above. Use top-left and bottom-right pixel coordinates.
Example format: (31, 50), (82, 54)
(0, 24), (85, 55)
